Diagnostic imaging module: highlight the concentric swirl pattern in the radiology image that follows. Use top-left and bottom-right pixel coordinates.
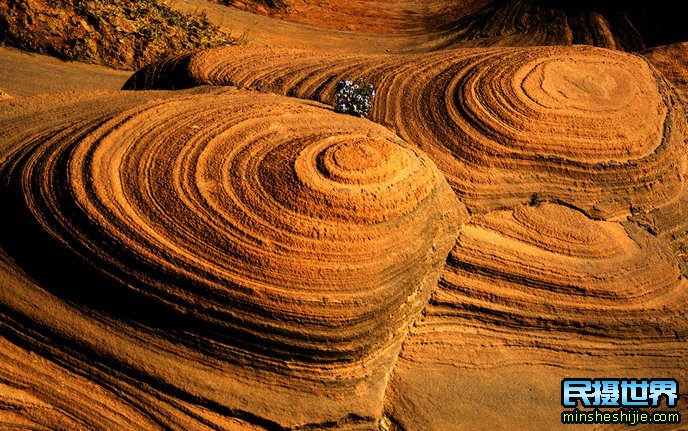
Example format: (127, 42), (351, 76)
(408, 203), (688, 367)
(4, 40), (688, 430)
(441, 204), (688, 330)
(125, 45), (688, 219)
(386, 204), (688, 431)
(0, 88), (463, 428)
(457, 49), (664, 162)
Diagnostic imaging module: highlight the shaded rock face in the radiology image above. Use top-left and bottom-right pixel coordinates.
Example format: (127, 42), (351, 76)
(535, 0), (687, 48)
(432, 0), (688, 51)
(211, 0), (686, 51)
(0, 88), (462, 429)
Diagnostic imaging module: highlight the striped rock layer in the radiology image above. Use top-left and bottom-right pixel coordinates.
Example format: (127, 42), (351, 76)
(0, 88), (462, 429)
(125, 44), (688, 221)
(386, 203), (688, 431)
(220, 0), (686, 51)
(123, 42), (688, 429)
(2, 32), (688, 431)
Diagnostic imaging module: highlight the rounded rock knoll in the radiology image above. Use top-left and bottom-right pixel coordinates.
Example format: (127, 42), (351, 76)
(125, 44), (687, 219)
(0, 88), (463, 428)
(385, 202), (688, 430)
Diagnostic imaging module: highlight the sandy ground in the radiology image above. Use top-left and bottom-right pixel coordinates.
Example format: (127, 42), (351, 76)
(172, 0), (436, 53)
(0, 47), (131, 97)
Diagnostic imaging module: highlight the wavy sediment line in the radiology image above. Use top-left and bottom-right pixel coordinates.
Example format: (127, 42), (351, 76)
(401, 203), (688, 367)
(0, 87), (463, 428)
(124, 44), (688, 220)
(0, 321), (270, 431)
(384, 203), (688, 431)
(630, 188), (688, 276)
(382, 203), (688, 431)
(0, 88), (11, 100)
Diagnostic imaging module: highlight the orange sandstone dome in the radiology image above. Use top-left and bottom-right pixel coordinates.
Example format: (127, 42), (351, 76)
(3, 32), (688, 430)
(125, 44), (688, 220)
(0, 87), (463, 428)
(385, 203), (688, 430)
(436, 203), (688, 342)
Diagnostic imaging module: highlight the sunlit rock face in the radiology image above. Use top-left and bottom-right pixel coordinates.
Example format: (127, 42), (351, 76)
(126, 44), (687, 219)
(0, 88), (462, 429)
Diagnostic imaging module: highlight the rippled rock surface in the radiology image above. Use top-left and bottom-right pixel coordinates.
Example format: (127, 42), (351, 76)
(385, 203), (688, 431)
(121, 42), (688, 430)
(125, 45), (688, 220)
(3, 31), (688, 431)
(0, 88), (462, 429)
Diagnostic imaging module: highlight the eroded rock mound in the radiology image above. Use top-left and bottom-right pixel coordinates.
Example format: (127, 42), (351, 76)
(432, 203), (688, 352)
(384, 203), (688, 430)
(125, 44), (688, 220)
(0, 87), (463, 429)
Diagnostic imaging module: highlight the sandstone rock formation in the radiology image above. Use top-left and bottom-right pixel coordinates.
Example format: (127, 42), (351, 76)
(120, 40), (688, 430)
(217, 0), (686, 51)
(0, 87), (462, 429)
(644, 42), (688, 101)
(125, 44), (688, 220)
(385, 203), (688, 431)
(2, 3), (688, 430)
(214, 0), (490, 34)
